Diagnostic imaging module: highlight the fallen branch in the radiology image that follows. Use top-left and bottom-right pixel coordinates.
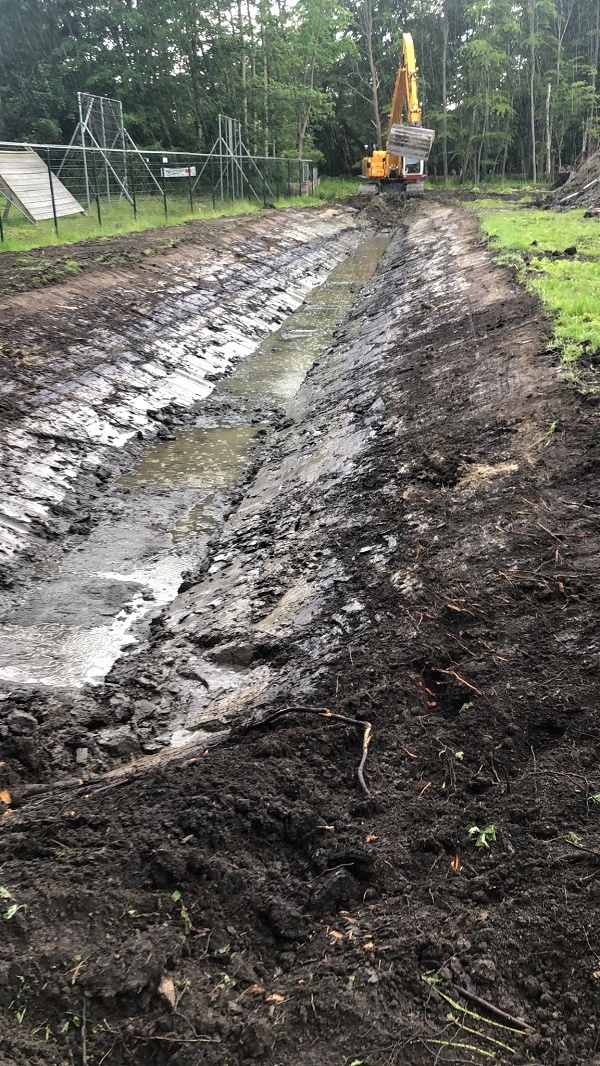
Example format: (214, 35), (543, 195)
(238, 705), (373, 795)
(424, 977), (532, 1035)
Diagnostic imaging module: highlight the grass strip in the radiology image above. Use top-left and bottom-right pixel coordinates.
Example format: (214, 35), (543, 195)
(475, 206), (600, 377)
(0, 177), (360, 254)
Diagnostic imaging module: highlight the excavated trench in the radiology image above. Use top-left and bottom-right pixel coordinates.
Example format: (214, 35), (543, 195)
(0, 209), (391, 765)
(0, 232), (389, 693)
(3, 200), (600, 1066)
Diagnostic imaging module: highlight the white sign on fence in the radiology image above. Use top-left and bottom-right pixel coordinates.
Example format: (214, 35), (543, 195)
(160, 165), (197, 178)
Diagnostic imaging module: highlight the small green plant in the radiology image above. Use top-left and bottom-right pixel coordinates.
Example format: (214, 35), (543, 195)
(171, 890), (192, 935)
(468, 824), (497, 849)
(459, 701), (473, 714)
(9, 994), (28, 1024)
(217, 972), (236, 990)
(590, 794), (600, 804)
(214, 943), (232, 956)
(531, 420), (558, 447)
(455, 751), (464, 761)
(32, 1020), (53, 1040)
(565, 831), (582, 846)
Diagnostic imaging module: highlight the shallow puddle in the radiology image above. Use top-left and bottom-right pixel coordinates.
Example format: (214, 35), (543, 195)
(121, 425), (258, 491)
(0, 233), (390, 689)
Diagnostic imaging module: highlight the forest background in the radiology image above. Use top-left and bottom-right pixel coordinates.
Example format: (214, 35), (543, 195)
(0, 0), (598, 182)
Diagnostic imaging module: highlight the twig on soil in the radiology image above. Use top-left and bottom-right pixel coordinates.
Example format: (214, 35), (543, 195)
(102, 1020), (219, 1045)
(419, 1037), (497, 1060)
(82, 997), (87, 1066)
(425, 980), (533, 1034)
(438, 669), (483, 697)
(530, 745), (539, 800)
(237, 705), (373, 795)
(450, 985), (534, 1033)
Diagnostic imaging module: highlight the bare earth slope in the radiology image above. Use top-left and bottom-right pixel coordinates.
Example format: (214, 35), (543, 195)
(1, 202), (600, 1065)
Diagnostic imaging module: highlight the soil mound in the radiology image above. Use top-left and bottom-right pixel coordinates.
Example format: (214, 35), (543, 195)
(553, 150), (600, 210)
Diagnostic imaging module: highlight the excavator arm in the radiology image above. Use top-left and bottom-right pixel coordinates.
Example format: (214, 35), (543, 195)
(387, 33), (422, 137)
(386, 33), (435, 160)
(360, 32), (434, 192)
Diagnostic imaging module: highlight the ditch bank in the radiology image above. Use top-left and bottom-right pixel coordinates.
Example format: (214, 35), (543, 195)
(0, 205), (367, 591)
(1, 201), (600, 1065)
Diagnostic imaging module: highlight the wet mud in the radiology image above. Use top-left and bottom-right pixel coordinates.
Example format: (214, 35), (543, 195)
(1, 201), (600, 1065)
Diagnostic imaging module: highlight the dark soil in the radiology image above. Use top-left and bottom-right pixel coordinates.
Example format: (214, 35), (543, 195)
(1, 203), (600, 1066)
(551, 151), (600, 209)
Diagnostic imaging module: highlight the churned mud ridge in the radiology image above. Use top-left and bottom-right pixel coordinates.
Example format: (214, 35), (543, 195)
(0, 206), (339, 298)
(0, 206), (365, 589)
(2, 201), (600, 1065)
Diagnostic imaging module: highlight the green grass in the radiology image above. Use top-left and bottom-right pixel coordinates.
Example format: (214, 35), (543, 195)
(528, 257), (600, 354)
(0, 177), (360, 254)
(475, 205), (600, 372)
(426, 176), (539, 195)
(477, 207), (599, 255)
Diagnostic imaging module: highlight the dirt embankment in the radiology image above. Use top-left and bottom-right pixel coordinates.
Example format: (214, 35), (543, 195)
(1, 202), (600, 1065)
(0, 207), (331, 297)
(552, 151), (600, 210)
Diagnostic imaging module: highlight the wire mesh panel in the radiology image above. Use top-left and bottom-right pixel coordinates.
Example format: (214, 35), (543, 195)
(0, 137), (318, 243)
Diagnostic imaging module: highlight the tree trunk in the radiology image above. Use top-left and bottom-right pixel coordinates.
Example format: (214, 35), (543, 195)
(237, 0), (248, 141)
(528, 0), (537, 182)
(259, 1), (269, 155)
(587, 2), (600, 156)
(362, 0), (382, 149)
(442, 0), (449, 180)
(545, 81), (552, 178)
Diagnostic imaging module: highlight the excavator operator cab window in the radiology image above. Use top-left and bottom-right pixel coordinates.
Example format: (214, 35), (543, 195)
(403, 158), (424, 177)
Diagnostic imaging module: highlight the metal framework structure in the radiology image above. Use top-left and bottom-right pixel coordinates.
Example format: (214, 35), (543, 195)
(58, 92), (163, 207)
(0, 109), (317, 241)
(192, 114), (275, 202)
(56, 98), (313, 209)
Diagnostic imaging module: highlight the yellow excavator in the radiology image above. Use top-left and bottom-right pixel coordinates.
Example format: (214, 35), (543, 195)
(361, 33), (435, 197)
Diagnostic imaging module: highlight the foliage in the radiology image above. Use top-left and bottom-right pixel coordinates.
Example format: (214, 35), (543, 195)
(0, 0), (598, 178)
(468, 824), (497, 848)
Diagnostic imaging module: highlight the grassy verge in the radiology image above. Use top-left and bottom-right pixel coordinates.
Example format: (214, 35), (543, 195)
(0, 177), (361, 254)
(474, 204), (600, 383)
(426, 177), (539, 196)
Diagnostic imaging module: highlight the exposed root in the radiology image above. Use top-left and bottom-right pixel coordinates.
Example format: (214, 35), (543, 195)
(237, 705), (374, 795)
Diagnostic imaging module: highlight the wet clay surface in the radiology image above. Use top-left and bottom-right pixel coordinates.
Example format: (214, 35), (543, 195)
(0, 205), (365, 585)
(1, 202), (600, 1064)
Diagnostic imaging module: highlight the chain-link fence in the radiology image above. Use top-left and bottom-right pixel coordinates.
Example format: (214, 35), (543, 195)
(0, 141), (318, 243)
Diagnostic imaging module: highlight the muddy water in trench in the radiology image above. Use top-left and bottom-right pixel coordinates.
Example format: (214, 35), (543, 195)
(0, 234), (389, 689)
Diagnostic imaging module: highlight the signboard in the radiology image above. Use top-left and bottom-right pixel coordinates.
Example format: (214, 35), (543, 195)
(160, 165), (197, 178)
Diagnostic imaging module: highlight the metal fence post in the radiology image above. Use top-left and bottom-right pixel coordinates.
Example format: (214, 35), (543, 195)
(261, 161), (266, 206)
(188, 157), (194, 214)
(160, 161), (168, 218)
(45, 149), (59, 237)
(91, 150), (102, 227)
(128, 152), (137, 218)
(0, 209), (4, 244)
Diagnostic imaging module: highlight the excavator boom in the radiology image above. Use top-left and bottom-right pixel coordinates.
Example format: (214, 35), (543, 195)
(386, 33), (435, 160)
